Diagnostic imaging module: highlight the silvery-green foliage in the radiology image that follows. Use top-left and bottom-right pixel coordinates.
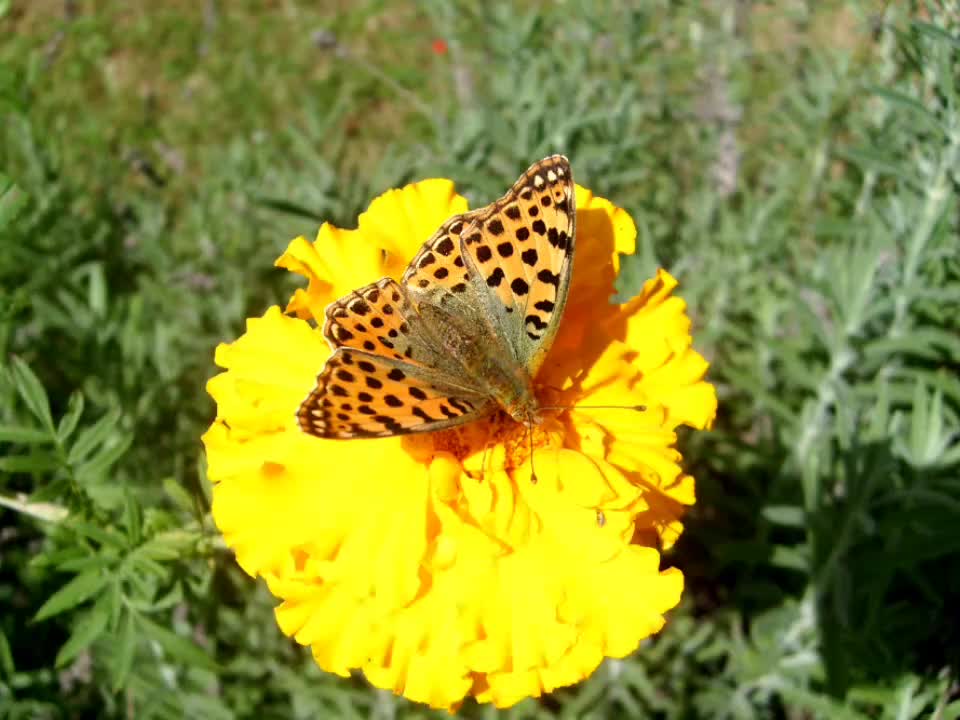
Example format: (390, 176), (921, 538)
(1, 2), (957, 718)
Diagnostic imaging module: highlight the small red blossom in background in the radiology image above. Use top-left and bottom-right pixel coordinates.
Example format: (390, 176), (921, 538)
(431, 38), (449, 56)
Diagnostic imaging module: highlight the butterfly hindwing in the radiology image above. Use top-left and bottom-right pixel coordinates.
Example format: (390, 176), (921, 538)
(297, 348), (493, 438)
(458, 155), (576, 375)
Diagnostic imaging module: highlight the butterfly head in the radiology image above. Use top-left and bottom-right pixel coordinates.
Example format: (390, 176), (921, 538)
(505, 402), (543, 429)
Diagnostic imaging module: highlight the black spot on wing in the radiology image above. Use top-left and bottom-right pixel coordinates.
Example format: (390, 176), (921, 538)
(435, 237), (455, 256)
(538, 269), (560, 287)
(413, 407), (436, 422)
(438, 404), (458, 419)
(526, 314), (548, 331)
(448, 398), (473, 414)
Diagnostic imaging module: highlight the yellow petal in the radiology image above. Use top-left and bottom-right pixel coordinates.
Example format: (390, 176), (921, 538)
(358, 178), (469, 278)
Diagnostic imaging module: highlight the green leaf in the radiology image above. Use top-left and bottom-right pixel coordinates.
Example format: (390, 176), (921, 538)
(0, 424), (52, 444)
(196, 455), (213, 507)
(254, 195), (326, 221)
(0, 453), (61, 473)
(895, 381), (956, 469)
(55, 602), (111, 668)
(136, 614), (218, 672)
(163, 476), (198, 515)
(0, 172), (27, 227)
(122, 488), (142, 545)
(913, 20), (960, 49)
(84, 262), (108, 319)
(0, 628), (14, 679)
(944, 699), (960, 720)
(67, 408), (122, 465)
(9, 357), (54, 433)
(865, 86), (941, 130)
(770, 544), (810, 572)
(138, 530), (198, 562)
(780, 685), (870, 720)
(34, 568), (110, 621)
(762, 505), (806, 528)
(76, 432), (133, 479)
(72, 521), (122, 548)
(57, 392), (85, 443)
(127, 581), (182, 613)
(111, 611), (136, 693)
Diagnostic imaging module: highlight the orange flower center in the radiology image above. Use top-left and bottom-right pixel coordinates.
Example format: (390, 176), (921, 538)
(403, 405), (566, 482)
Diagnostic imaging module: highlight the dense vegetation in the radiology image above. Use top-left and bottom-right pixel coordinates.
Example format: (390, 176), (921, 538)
(1, 2), (958, 718)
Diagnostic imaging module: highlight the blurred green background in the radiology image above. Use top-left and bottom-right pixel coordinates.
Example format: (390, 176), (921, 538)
(2, 1), (959, 718)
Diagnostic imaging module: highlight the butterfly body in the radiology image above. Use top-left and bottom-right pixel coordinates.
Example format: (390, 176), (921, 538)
(298, 156), (575, 440)
(410, 290), (542, 426)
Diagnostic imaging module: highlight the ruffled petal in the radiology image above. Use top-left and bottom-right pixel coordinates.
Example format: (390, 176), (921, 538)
(358, 178), (469, 279)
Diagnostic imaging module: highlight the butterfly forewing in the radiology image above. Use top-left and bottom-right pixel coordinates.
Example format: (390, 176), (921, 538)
(298, 348), (493, 438)
(459, 155), (575, 375)
(323, 277), (451, 370)
(400, 206), (519, 366)
(401, 211), (483, 300)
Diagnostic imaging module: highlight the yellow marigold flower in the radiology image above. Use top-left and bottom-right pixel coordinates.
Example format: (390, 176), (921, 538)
(202, 173), (716, 710)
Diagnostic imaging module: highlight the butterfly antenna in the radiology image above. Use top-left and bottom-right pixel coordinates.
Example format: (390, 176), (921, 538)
(527, 419), (538, 484)
(478, 436), (491, 481)
(540, 404), (648, 413)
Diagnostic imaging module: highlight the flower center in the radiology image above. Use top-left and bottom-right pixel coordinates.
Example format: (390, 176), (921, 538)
(406, 408), (561, 479)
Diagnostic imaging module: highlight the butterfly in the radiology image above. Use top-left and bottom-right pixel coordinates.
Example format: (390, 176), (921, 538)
(297, 155), (575, 440)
